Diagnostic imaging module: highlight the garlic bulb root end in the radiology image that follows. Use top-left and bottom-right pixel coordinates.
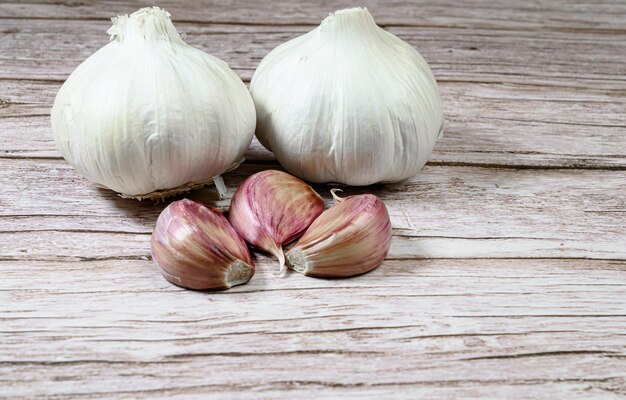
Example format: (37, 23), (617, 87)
(121, 155), (246, 200)
(120, 175), (223, 201)
(286, 247), (309, 276)
(225, 260), (255, 288)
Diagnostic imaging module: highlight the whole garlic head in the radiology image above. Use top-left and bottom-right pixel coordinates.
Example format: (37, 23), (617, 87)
(51, 7), (255, 199)
(251, 7), (443, 185)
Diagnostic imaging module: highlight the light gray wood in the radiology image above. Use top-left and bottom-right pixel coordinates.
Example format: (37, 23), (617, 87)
(1, 258), (625, 398)
(1, 0), (625, 398)
(2, 19), (626, 87)
(1, 160), (625, 261)
(2, 0), (626, 31)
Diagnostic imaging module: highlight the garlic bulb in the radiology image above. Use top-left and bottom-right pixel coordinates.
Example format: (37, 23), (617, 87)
(286, 190), (392, 278)
(250, 7), (443, 185)
(51, 7), (255, 199)
(151, 199), (254, 290)
(229, 170), (324, 271)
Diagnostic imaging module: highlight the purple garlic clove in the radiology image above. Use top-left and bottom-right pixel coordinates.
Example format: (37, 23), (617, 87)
(286, 190), (392, 278)
(229, 170), (324, 271)
(151, 199), (254, 290)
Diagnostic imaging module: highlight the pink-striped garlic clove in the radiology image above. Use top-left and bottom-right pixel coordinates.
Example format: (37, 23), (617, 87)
(286, 189), (392, 278)
(151, 199), (254, 290)
(228, 170), (324, 271)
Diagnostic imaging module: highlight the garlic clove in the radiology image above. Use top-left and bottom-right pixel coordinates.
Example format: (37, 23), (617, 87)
(228, 170), (324, 272)
(250, 7), (443, 185)
(286, 190), (392, 278)
(151, 199), (254, 290)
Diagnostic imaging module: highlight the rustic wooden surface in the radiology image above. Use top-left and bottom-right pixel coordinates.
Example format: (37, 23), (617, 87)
(1, 0), (625, 398)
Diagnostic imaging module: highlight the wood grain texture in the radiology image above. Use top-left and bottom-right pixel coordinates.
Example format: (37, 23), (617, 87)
(1, 258), (626, 398)
(1, 161), (625, 262)
(3, 19), (626, 86)
(1, 0), (625, 398)
(2, 0), (626, 31)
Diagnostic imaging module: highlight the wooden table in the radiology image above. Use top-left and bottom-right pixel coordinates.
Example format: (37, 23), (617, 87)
(1, 1), (625, 398)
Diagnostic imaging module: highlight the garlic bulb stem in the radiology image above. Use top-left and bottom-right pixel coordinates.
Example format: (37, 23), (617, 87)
(213, 175), (228, 199)
(275, 247), (286, 275)
(330, 188), (345, 203)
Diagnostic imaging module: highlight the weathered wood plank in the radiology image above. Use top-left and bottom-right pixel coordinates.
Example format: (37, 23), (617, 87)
(2, 20), (626, 89)
(1, 0), (626, 398)
(1, 160), (624, 261)
(1, 258), (625, 398)
(2, 0), (626, 32)
(4, 229), (624, 262)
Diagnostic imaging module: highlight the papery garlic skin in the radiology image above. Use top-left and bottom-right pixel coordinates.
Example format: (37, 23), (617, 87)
(51, 7), (255, 199)
(286, 190), (392, 278)
(229, 170), (324, 270)
(151, 199), (254, 290)
(250, 7), (443, 185)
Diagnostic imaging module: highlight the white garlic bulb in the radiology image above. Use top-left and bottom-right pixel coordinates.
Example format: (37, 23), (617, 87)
(250, 7), (443, 185)
(51, 7), (255, 199)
